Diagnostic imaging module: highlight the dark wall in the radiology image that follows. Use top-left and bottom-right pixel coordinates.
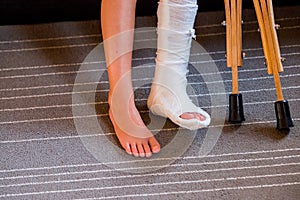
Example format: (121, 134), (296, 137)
(1, 0), (299, 25)
(0, 0), (101, 25)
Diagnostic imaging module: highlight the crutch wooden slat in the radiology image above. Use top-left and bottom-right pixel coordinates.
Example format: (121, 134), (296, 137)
(272, 64), (284, 101)
(267, 0), (283, 72)
(256, 0), (284, 101)
(237, 0), (243, 67)
(260, 0), (277, 72)
(231, 63), (239, 94)
(231, 0), (239, 94)
(231, 0), (238, 69)
(263, 0), (284, 101)
(224, 0), (232, 68)
(253, 0), (273, 74)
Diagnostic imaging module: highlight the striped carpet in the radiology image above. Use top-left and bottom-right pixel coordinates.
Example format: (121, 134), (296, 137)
(1, 6), (299, 200)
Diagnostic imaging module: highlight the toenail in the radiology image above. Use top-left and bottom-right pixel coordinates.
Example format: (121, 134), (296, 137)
(133, 152), (139, 157)
(146, 153), (152, 158)
(139, 153), (145, 157)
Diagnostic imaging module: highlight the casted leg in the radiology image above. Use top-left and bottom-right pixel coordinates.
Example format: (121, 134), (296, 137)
(148, 0), (211, 130)
(101, 0), (160, 157)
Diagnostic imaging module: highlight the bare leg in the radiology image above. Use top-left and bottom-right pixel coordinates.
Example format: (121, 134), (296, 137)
(101, 0), (160, 157)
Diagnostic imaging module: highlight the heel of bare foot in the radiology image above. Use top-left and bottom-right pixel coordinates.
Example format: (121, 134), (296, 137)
(108, 95), (160, 158)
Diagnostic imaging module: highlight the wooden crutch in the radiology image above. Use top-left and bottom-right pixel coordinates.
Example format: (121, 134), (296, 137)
(224, 0), (245, 123)
(253, 0), (294, 130)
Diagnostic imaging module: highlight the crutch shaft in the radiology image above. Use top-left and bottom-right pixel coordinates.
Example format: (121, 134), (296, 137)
(254, 0), (284, 101)
(254, 0), (293, 130)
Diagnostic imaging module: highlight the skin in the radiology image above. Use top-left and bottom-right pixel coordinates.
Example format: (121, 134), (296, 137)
(101, 0), (205, 158)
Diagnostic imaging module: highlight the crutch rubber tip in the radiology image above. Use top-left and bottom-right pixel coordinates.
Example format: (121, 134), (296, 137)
(229, 93), (245, 123)
(275, 100), (294, 130)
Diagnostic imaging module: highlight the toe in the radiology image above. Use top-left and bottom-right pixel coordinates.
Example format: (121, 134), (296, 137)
(180, 112), (206, 122)
(142, 142), (152, 158)
(123, 142), (132, 155)
(180, 112), (195, 120)
(131, 143), (139, 157)
(149, 137), (160, 153)
(194, 113), (206, 121)
(137, 143), (145, 157)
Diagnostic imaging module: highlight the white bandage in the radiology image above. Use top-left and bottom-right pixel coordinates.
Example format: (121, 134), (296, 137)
(148, 0), (211, 130)
(156, 0), (197, 75)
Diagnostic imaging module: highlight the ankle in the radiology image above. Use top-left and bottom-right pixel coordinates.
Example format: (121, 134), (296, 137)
(108, 89), (135, 106)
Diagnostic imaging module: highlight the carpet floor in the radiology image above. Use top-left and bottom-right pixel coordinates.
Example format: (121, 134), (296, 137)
(0, 6), (299, 200)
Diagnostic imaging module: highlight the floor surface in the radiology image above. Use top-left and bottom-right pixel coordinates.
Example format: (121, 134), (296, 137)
(1, 6), (299, 200)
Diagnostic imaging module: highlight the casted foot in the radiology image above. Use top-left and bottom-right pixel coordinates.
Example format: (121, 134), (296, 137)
(147, 84), (211, 130)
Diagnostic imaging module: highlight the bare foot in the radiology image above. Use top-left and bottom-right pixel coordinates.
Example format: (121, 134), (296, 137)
(108, 96), (160, 158)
